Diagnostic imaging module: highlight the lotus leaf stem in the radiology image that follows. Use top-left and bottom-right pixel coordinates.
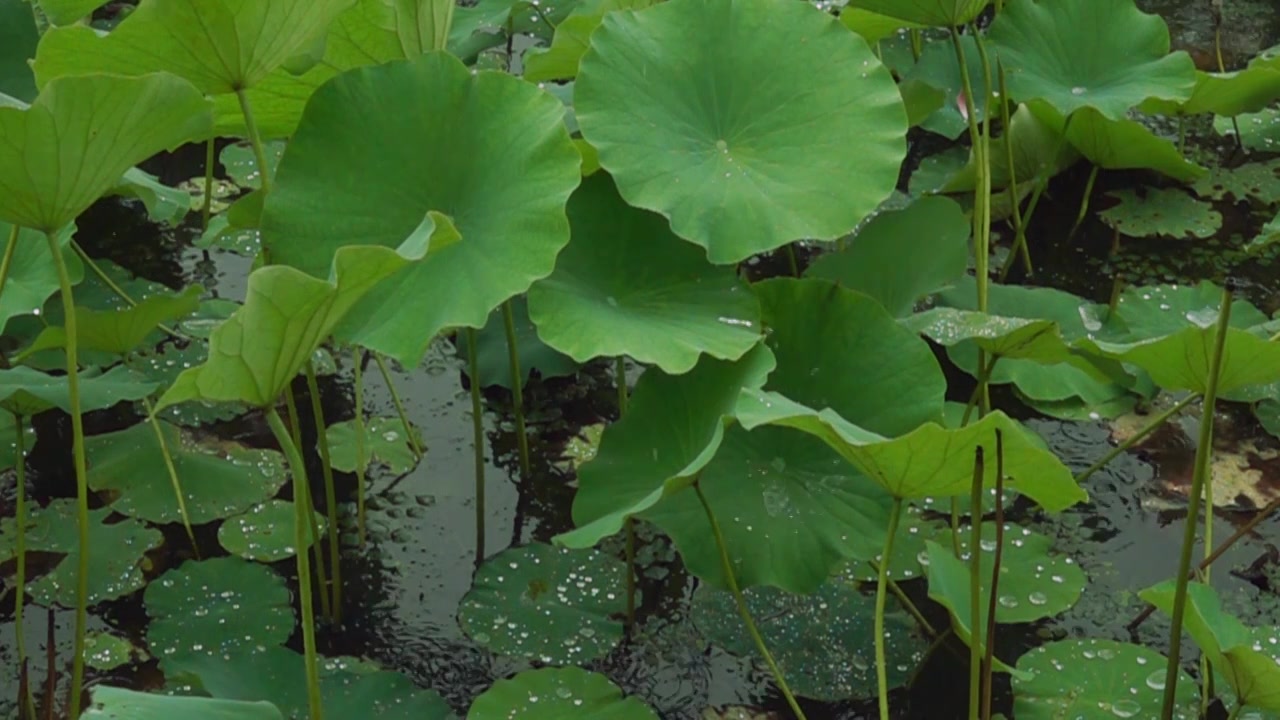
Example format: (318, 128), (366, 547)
(466, 328), (486, 566)
(265, 406), (325, 720)
(868, 559), (938, 637)
(951, 25), (991, 314)
(694, 482), (808, 720)
(43, 608), (54, 720)
(1070, 165), (1100, 236)
(142, 398), (199, 556)
(1227, 704), (1244, 720)
(1074, 393), (1197, 484)
(201, 137), (216, 232)
(874, 497), (905, 720)
(235, 89), (271, 196)
(1002, 115), (1075, 281)
(909, 28), (922, 61)
(11, 412), (36, 720)
(306, 361), (343, 624)
(961, 354), (1000, 426)
(615, 355), (628, 415)
(0, 224), (18, 297)
(967, 446), (984, 720)
(996, 59), (1030, 277)
(1160, 283), (1233, 720)
(69, 240), (185, 340)
(353, 348), (368, 547)
(980, 431), (1006, 720)
(286, 387), (332, 621)
(374, 352), (424, 460)
(617, 354), (637, 626)
(501, 301), (532, 477)
(46, 230), (89, 718)
(784, 243), (800, 277)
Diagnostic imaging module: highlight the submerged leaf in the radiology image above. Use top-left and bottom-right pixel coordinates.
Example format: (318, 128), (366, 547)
(468, 667), (657, 719)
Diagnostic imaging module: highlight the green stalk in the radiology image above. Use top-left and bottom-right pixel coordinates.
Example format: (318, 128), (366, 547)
(373, 353), (423, 460)
(1160, 284), (1234, 720)
(0, 224), (19, 296)
(201, 137), (216, 232)
(1228, 704), (1244, 720)
(305, 361), (343, 624)
(264, 406), (324, 720)
(47, 231), (88, 719)
(617, 354), (636, 627)
(1070, 165), (1100, 236)
(694, 482), (808, 720)
(784, 243), (800, 277)
(967, 447), (985, 720)
(353, 348), (368, 547)
(235, 89), (271, 196)
(1074, 394), (1197, 484)
(951, 26), (991, 314)
(980, 431), (1006, 720)
(466, 328), (486, 565)
(1001, 115), (1075, 280)
(285, 388), (331, 621)
(12, 412), (37, 720)
(616, 356), (628, 415)
(996, 59), (1029, 275)
(500, 301), (532, 477)
(142, 398), (199, 555)
(874, 498), (905, 720)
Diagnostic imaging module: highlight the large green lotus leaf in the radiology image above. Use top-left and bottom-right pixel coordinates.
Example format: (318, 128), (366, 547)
(129, 341), (250, 427)
(0, 221), (80, 331)
(261, 53), (580, 365)
(85, 686), (283, 720)
(86, 421), (286, 525)
(988, 0), (1196, 121)
(804, 196), (969, 318)
(755, 278), (945, 436)
(145, 557), (294, 661)
(459, 543), (630, 663)
(1141, 581), (1280, 712)
(557, 344), (775, 549)
(1218, 107), (1280, 153)
(468, 667), (656, 720)
(32, 0), (356, 95)
(217, 500), (324, 562)
(61, 285), (203, 356)
(0, 74), (212, 233)
(736, 392), (1087, 511)
(0, 365), (157, 417)
(23, 500), (163, 606)
(1079, 326), (1280, 395)
(456, 295), (580, 388)
(692, 573), (928, 701)
(167, 647), (455, 719)
(574, 0), (906, 263)
(839, 7), (924, 44)
(523, 0), (657, 82)
(939, 103), (1081, 193)
(1099, 188), (1222, 240)
(0, 0), (38, 102)
(922, 541), (1024, 676)
(933, 523), (1086, 624)
(1144, 67), (1280, 117)
(1109, 282), (1268, 343)
(527, 174), (761, 372)
(644, 424), (934, 592)
(326, 416), (422, 475)
(155, 235), (431, 411)
(902, 35), (992, 141)
(1029, 102), (1205, 182)
(1013, 639), (1199, 720)
(1193, 160), (1280, 204)
(846, 0), (986, 26)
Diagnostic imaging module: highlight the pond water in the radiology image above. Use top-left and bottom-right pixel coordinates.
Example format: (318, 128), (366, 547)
(4, 2), (1280, 719)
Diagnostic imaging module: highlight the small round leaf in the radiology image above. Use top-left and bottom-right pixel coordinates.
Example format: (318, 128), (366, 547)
(217, 500), (326, 562)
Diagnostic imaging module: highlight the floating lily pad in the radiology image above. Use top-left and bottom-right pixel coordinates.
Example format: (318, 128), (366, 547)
(575, 0), (906, 263)
(85, 686), (284, 720)
(468, 667), (657, 719)
(692, 573), (928, 701)
(217, 500), (324, 562)
(220, 141), (286, 190)
(455, 295), (580, 389)
(1099, 188), (1222, 240)
(988, 0), (1196, 120)
(527, 173), (762, 372)
(166, 647), (453, 719)
(459, 543), (630, 663)
(145, 557), (294, 661)
(561, 423), (605, 471)
(1013, 639), (1199, 720)
(86, 421), (287, 525)
(922, 541), (1022, 674)
(23, 500), (163, 607)
(326, 416), (423, 476)
(1109, 282), (1268, 342)
(1218, 107), (1280, 153)
(84, 631), (149, 671)
(1192, 160), (1280, 204)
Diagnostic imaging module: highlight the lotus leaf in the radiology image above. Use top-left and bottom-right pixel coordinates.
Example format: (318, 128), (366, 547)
(1144, 67), (1280, 118)
(574, 0), (906, 263)
(468, 667), (656, 719)
(902, 35), (991, 140)
(84, 686), (284, 720)
(113, 168), (195, 226)
(261, 52), (580, 366)
(1078, 325), (1280, 395)
(838, 8), (924, 44)
(557, 344), (775, 549)
(0, 0), (38, 102)
(128, 342), (249, 426)
(33, 0), (355, 95)
(805, 197), (969, 318)
(922, 541), (1024, 675)
(1218, 627), (1280, 718)
(940, 104), (1080, 193)
(0, 221), (80, 331)
(528, 174), (761, 372)
(68, 285), (202, 356)
(988, 0), (1196, 120)
(1192, 160), (1280, 204)
(1013, 639), (1199, 719)
(220, 141), (285, 190)
(20, 500), (163, 606)
(1099, 188), (1222, 240)
(459, 543), (630, 663)
(326, 416), (423, 475)
(0, 411), (36, 473)
(456, 296), (580, 388)
(0, 365), (157, 417)
(0, 74), (212, 233)
(1108, 282), (1267, 342)
(846, 0), (985, 27)
(86, 421), (286, 525)
(166, 647), (454, 719)
(145, 557), (294, 660)
(692, 574), (928, 701)
(1029, 103), (1205, 182)
(1141, 581), (1280, 712)
(84, 631), (148, 671)
(1218, 108), (1280, 152)
(217, 500), (325, 562)
(737, 392), (1086, 511)
(523, 0), (656, 82)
